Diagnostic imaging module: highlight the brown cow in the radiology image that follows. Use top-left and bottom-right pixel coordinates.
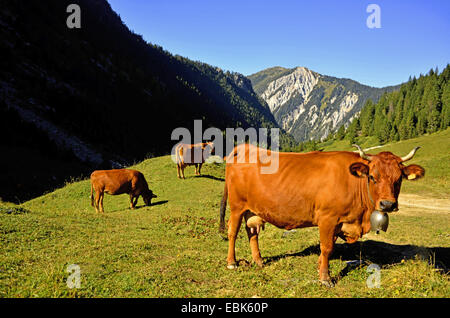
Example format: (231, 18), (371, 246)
(175, 142), (214, 179)
(90, 169), (157, 213)
(219, 143), (424, 287)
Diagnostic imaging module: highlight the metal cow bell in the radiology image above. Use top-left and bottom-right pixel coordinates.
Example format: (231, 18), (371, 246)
(370, 210), (389, 234)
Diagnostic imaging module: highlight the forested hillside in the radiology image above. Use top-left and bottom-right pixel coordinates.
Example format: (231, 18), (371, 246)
(343, 66), (450, 144)
(0, 0), (294, 202)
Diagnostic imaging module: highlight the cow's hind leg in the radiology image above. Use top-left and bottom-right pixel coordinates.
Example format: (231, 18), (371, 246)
(90, 184), (95, 208)
(94, 190), (102, 213)
(99, 192), (105, 213)
(317, 218), (337, 287)
(244, 211), (263, 267)
(226, 208), (245, 269)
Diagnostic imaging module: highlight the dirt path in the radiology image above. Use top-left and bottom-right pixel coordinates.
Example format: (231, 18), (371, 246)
(398, 193), (450, 213)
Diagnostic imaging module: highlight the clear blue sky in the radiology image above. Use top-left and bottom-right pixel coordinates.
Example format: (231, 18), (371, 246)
(107, 0), (449, 88)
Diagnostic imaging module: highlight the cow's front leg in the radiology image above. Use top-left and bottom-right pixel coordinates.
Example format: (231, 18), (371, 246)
(130, 194), (137, 209)
(197, 163), (203, 175)
(177, 164), (182, 179)
(318, 219), (337, 287)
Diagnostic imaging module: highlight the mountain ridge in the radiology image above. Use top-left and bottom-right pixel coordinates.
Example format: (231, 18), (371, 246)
(249, 66), (400, 141)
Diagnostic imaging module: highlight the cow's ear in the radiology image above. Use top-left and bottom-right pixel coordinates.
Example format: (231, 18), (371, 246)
(402, 164), (425, 180)
(349, 162), (369, 178)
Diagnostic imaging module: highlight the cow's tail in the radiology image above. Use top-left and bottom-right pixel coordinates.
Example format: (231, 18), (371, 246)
(219, 181), (228, 235)
(90, 183), (95, 207)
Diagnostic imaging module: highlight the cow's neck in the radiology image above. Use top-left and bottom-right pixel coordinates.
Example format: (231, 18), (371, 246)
(366, 177), (375, 209)
(359, 177), (376, 235)
(356, 176), (375, 210)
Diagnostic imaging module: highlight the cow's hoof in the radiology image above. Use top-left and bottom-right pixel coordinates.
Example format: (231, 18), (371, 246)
(254, 260), (264, 268)
(319, 279), (335, 288)
(227, 263), (237, 270)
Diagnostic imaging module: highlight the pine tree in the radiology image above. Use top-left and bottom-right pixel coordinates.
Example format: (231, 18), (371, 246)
(440, 82), (450, 129)
(336, 125), (346, 140)
(360, 99), (375, 136)
(346, 117), (360, 144)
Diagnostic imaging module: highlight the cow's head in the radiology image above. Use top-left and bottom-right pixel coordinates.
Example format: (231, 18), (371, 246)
(203, 142), (215, 156)
(143, 189), (158, 206)
(349, 144), (425, 212)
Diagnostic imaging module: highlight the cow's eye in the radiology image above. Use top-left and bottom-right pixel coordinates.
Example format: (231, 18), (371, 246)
(369, 175), (377, 184)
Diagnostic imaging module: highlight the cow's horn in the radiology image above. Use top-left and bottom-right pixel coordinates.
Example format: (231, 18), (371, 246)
(352, 144), (372, 161)
(401, 146), (420, 162)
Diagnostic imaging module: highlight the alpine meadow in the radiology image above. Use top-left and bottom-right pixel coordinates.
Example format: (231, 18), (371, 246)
(0, 0), (449, 301)
(1, 130), (449, 297)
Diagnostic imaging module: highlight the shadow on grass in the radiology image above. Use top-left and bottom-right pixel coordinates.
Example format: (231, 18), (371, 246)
(178, 174), (224, 181)
(102, 200), (168, 213)
(133, 200), (169, 209)
(264, 240), (449, 283)
(150, 200), (169, 206)
(195, 174), (225, 181)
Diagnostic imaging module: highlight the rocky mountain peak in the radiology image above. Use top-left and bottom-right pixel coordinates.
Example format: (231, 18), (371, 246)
(261, 66), (319, 113)
(249, 67), (399, 141)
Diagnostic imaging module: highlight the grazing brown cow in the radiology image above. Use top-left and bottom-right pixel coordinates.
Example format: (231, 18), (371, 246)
(90, 169), (157, 213)
(175, 142), (214, 179)
(219, 143), (424, 287)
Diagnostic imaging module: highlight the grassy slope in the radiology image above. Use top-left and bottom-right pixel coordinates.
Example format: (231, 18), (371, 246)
(0, 131), (449, 297)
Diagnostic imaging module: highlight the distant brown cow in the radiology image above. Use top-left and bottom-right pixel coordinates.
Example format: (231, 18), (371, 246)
(219, 143), (425, 287)
(90, 169), (157, 213)
(175, 142), (214, 179)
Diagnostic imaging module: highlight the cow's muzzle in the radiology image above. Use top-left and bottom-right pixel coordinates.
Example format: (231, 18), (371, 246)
(378, 200), (398, 212)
